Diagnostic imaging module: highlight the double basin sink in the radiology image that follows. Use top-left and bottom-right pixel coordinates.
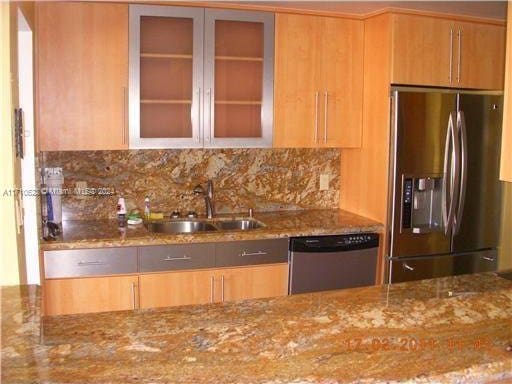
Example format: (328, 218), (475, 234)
(145, 218), (264, 234)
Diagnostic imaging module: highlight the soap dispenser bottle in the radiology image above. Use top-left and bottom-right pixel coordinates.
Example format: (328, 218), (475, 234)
(144, 196), (151, 219)
(117, 196), (127, 227)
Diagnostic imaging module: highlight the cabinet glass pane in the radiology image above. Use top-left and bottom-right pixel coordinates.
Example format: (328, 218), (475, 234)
(141, 16), (193, 55)
(140, 58), (192, 100)
(141, 103), (192, 138)
(140, 16), (193, 139)
(215, 104), (261, 138)
(215, 60), (262, 101)
(214, 20), (264, 138)
(215, 20), (263, 57)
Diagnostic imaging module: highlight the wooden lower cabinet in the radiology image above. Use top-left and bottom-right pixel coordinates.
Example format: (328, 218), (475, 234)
(44, 275), (139, 316)
(219, 264), (289, 302)
(139, 264), (289, 309)
(44, 264), (289, 314)
(139, 269), (215, 309)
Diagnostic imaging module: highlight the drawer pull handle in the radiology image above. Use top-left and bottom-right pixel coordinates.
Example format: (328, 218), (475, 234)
(240, 251), (267, 257)
(403, 263), (415, 271)
(482, 256), (496, 262)
(77, 261), (105, 266)
(163, 256), (191, 262)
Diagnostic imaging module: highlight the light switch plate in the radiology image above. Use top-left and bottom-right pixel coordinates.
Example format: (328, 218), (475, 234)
(319, 174), (330, 191)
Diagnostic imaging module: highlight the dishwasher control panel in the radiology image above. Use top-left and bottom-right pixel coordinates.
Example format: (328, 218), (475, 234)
(339, 234), (378, 246)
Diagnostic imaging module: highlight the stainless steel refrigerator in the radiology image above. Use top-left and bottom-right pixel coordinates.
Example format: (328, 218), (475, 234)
(387, 87), (503, 283)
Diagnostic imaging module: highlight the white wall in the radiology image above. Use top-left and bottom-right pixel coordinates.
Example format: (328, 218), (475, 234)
(0, 2), (21, 286)
(18, 9), (39, 285)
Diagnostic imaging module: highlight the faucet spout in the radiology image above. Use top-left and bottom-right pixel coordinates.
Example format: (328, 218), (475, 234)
(193, 180), (215, 219)
(205, 180), (215, 218)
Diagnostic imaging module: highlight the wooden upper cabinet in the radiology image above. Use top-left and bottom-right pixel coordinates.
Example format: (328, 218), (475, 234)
(500, 8), (512, 182)
(36, 2), (128, 151)
(129, 5), (274, 149)
(274, 14), (322, 148)
(319, 17), (363, 148)
(457, 21), (506, 90)
(274, 13), (363, 148)
(391, 13), (505, 90)
(391, 14), (454, 87)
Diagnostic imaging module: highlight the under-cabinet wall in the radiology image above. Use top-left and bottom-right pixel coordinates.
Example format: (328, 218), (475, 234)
(42, 148), (341, 220)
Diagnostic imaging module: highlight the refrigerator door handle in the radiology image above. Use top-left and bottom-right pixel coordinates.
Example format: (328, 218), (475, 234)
(442, 112), (459, 235)
(454, 110), (468, 235)
(441, 114), (451, 233)
(451, 111), (461, 233)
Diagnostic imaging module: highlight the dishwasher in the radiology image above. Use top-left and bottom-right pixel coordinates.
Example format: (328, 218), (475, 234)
(289, 233), (379, 294)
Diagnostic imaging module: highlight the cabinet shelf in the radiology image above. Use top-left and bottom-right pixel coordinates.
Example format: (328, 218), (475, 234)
(215, 100), (262, 105)
(141, 99), (192, 104)
(141, 53), (193, 59)
(215, 55), (263, 62)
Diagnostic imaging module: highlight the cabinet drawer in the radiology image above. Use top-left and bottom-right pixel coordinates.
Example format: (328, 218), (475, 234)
(139, 243), (215, 272)
(44, 248), (138, 279)
(215, 239), (288, 267)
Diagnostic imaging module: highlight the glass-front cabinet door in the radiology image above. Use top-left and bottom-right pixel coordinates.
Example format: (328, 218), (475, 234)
(129, 6), (274, 148)
(129, 5), (204, 148)
(204, 9), (274, 148)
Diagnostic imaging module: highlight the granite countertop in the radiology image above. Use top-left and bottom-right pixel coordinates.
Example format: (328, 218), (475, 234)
(41, 209), (383, 250)
(2, 273), (512, 383)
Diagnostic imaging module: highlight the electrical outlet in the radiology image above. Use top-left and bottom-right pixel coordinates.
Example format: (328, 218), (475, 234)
(75, 181), (87, 199)
(319, 174), (330, 191)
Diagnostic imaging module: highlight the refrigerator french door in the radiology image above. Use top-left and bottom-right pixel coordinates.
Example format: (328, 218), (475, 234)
(387, 87), (503, 283)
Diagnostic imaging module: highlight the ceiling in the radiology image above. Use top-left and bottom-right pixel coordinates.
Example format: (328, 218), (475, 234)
(222, 1), (507, 20)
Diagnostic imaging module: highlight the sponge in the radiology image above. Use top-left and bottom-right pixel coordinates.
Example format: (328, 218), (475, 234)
(149, 212), (164, 220)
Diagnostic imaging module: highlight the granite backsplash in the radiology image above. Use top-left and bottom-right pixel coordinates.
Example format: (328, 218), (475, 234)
(42, 149), (341, 220)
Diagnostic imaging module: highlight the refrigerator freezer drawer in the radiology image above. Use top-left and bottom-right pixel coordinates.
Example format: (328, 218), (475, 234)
(389, 250), (497, 283)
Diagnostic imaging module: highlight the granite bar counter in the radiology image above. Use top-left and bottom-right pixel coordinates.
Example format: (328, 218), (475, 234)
(41, 209), (383, 250)
(2, 273), (512, 383)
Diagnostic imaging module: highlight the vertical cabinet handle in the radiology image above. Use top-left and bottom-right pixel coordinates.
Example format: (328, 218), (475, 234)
(210, 275), (215, 303)
(448, 29), (454, 83)
(314, 91), (319, 143)
(196, 88), (201, 143)
(205, 88), (212, 143)
(456, 29), (462, 84)
(323, 90), (328, 144)
(122, 87), (128, 145)
(221, 275), (225, 303)
(131, 281), (137, 310)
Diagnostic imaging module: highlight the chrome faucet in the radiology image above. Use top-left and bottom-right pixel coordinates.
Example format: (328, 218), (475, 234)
(193, 179), (215, 219)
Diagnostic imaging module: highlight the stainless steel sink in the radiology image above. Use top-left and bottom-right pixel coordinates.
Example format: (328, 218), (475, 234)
(215, 219), (264, 231)
(145, 218), (265, 234)
(145, 220), (218, 234)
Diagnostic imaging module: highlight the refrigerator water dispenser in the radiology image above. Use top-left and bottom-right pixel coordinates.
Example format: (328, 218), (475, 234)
(401, 176), (443, 234)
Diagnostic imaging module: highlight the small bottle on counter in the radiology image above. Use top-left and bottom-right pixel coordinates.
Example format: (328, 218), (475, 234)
(144, 196), (151, 219)
(117, 196), (127, 227)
